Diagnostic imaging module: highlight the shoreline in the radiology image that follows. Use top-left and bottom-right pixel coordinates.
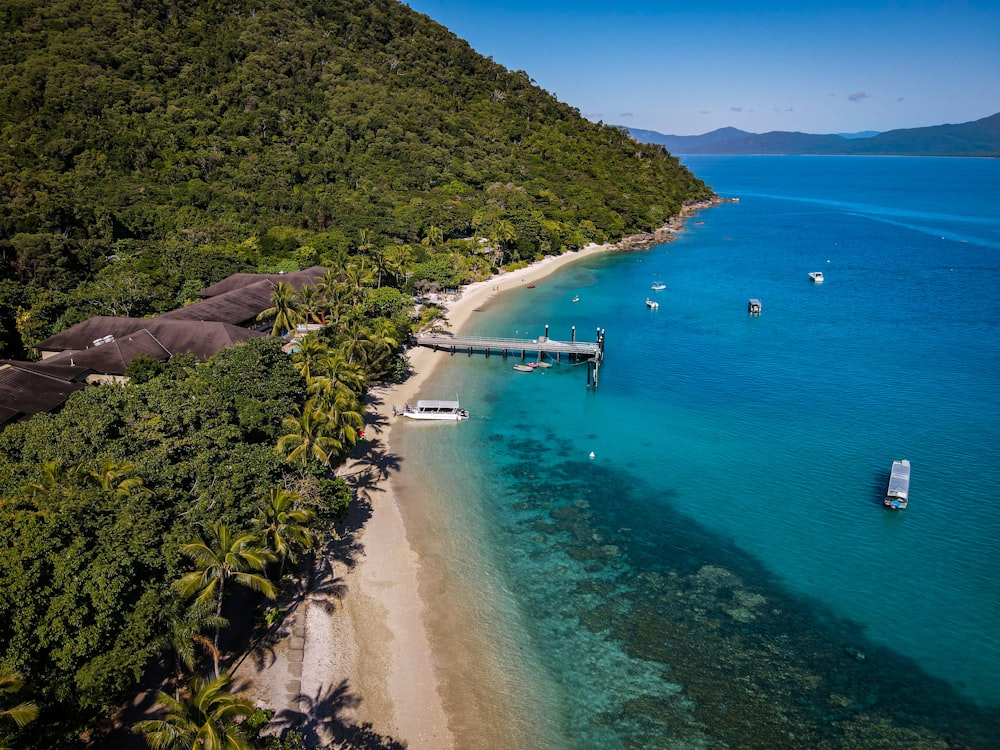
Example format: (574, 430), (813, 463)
(237, 208), (715, 747)
(328, 241), (621, 747)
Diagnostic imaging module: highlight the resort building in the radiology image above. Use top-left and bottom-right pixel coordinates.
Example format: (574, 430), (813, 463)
(0, 266), (327, 427)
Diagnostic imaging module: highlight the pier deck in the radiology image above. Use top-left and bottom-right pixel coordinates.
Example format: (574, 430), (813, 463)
(414, 332), (601, 359)
(413, 328), (606, 387)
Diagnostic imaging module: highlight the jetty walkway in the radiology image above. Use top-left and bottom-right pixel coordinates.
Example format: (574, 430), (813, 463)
(413, 327), (606, 387)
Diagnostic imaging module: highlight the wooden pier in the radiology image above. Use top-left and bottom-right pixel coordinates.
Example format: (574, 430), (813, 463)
(414, 326), (606, 388)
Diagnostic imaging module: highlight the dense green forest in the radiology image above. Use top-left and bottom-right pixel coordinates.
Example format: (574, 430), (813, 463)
(0, 0), (713, 746)
(0, 0), (711, 359)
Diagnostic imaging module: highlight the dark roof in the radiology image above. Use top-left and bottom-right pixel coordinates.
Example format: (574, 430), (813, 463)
(45, 330), (171, 375)
(0, 360), (89, 382)
(145, 321), (266, 356)
(157, 280), (277, 326)
(35, 316), (152, 352)
(198, 266), (328, 297)
(36, 318), (266, 359)
(0, 363), (88, 425)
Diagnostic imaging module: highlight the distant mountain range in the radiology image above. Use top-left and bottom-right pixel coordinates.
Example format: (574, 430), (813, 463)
(626, 112), (1000, 156)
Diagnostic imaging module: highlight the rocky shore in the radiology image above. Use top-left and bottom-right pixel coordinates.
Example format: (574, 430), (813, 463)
(611, 197), (725, 250)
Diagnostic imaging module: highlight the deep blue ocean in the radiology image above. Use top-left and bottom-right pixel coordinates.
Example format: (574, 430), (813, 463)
(396, 156), (1000, 748)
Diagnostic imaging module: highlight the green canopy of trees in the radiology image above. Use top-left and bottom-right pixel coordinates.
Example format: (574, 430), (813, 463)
(0, 0), (712, 356)
(0, 338), (350, 748)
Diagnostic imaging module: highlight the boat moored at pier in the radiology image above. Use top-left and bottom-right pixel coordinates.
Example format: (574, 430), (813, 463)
(884, 459), (911, 509)
(402, 400), (469, 421)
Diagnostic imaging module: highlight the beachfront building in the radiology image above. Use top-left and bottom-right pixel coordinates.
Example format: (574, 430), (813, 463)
(0, 267), (329, 427)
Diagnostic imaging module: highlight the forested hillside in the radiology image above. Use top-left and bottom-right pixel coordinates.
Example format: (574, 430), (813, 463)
(0, 0), (711, 357)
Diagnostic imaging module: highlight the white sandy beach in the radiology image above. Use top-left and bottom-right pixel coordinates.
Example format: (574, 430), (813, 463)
(237, 241), (632, 747)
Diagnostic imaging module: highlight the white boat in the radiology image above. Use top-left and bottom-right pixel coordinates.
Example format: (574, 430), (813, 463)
(884, 459), (911, 510)
(402, 400), (469, 421)
(651, 282), (667, 291)
(572, 295), (580, 302)
(534, 361), (552, 368)
(512, 364), (534, 372)
(645, 298), (659, 309)
(809, 271), (824, 283)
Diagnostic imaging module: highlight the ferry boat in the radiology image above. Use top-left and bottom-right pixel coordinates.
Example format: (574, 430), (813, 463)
(401, 400), (469, 421)
(884, 459), (911, 509)
(809, 271), (825, 283)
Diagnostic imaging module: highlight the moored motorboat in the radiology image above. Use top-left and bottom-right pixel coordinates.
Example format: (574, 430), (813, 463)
(809, 271), (824, 283)
(884, 459), (911, 509)
(645, 298), (659, 309)
(572, 295), (580, 302)
(651, 282), (666, 291)
(534, 361), (552, 368)
(401, 399), (469, 421)
(512, 364), (534, 372)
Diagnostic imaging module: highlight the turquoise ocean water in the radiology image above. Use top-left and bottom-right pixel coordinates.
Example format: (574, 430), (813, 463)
(396, 156), (1000, 748)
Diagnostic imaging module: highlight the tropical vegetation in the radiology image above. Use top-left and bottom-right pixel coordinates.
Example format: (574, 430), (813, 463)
(0, 0), (711, 360)
(0, 0), (714, 746)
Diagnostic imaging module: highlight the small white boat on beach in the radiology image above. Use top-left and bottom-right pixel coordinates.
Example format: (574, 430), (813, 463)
(809, 271), (824, 283)
(402, 400), (469, 421)
(884, 459), (911, 510)
(651, 282), (667, 291)
(646, 298), (659, 309)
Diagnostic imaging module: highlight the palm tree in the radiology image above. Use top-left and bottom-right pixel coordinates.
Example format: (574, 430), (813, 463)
(173, 523), (277, 658)
(85, 457), (152, 498)
(0, 671), (38, 747)
(421, 224), (444, 249)
(358, 318), (399, 379)
(14, 458), (71, 515)
(342, 262), (373, 298)
(294, 284), (324, 325)
(324, 385), (365, 450)
(488, 218), (517, 267)
(132, 673), (256, 750)
(276, 399), (342, 467)
(258, 487), (315, 577)
(355, 228), (376, 271)
(382, 244), (413, 288)
(289, 332), (330, 381)
(257, 280), (301, 336)
(305, 351), (366, 400)
(337, 317), (369, 367)
(156, 599), (229, 690)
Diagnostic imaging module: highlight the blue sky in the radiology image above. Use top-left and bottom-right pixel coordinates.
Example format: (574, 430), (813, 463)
(404, 0), (1000, 135)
